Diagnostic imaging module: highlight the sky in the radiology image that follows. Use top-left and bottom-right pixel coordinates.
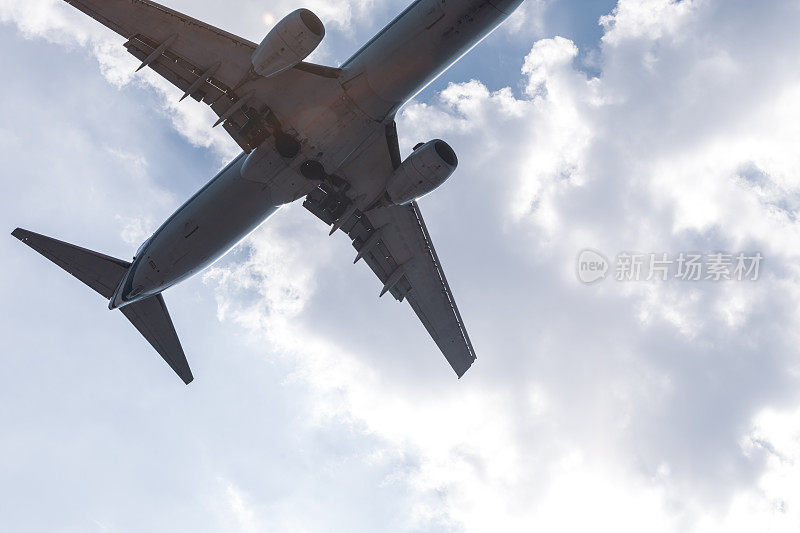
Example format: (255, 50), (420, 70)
(2, 0), (800, 531)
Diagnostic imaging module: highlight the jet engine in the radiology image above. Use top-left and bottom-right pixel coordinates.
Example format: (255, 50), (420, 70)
(251, 9), (325, 78)
(385, 140), (458, 205)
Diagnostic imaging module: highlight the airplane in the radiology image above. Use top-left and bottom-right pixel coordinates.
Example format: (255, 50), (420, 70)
(12, 0), (524, 384)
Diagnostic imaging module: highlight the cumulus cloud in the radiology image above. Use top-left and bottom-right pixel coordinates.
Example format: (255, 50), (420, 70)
(0, 0), (390, 160)
(0, 0), (243, 160)
(206, 1), (800, 530)
(4, 0), (800, 531)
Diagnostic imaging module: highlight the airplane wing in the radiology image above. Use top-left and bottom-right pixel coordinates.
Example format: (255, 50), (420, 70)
(63, 0), (340, 153)
(303, 125), (477, 377)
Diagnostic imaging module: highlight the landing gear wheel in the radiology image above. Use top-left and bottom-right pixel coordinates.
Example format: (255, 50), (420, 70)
(300, 160), (326, 180)
(275, 132), (301, 158)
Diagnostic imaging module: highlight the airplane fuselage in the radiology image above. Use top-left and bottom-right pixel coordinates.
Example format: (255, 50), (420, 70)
(111, 0), (522, 308)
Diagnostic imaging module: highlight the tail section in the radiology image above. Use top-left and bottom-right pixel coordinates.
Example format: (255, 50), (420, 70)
(12, 228), (130, 299)
(12, 228), (193, 384)
(119, 295), (193, 384)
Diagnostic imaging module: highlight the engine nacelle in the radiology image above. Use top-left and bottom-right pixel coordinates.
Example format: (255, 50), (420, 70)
(251, 9), (324, 78)
(385, 140), (458, 205)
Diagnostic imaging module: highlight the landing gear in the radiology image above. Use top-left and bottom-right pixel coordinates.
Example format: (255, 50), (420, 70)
(275, 132), (301, 158)
(300, 160), (326, 180)
(300, 160), (349, 188)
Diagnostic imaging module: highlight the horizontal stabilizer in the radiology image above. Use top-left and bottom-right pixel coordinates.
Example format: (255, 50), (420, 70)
(12, 228), (130, 299)
(121, 295), (194, 384)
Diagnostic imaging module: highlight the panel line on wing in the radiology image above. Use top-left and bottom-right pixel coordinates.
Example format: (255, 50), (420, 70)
(409, 201), (476, 361)
(302, 149), (476, 376)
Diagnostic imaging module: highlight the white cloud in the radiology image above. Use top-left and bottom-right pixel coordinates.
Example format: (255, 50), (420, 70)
(0, 0), (247, 160)
(600, 0), (696, 44)
(200, 0), (800, 530)
(5, 0), (800, 531)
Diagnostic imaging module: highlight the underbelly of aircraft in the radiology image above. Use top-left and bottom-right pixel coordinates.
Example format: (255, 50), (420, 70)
(122, 87), (382, 303)
(125, 154), (283, 300)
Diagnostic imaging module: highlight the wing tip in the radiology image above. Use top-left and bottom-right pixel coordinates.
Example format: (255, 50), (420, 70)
(455, 357), (476, 379)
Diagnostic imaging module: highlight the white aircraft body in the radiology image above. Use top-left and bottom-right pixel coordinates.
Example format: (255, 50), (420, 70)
(13, 0), (523, 383)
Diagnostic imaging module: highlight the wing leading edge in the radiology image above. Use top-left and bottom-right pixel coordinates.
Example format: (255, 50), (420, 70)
(63, 0), (340, 153)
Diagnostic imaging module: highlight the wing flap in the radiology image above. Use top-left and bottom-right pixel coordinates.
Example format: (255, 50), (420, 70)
(64, 0), (343, 153)
(65, 0), (265, 151)
(123, 36), (229, 104)
(303, 119), (477, 377)
(303, 184), (477, 377)
(363, 202), (477, 377)
(65, 0), (256, 81)
(63, 0), (300, 153)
